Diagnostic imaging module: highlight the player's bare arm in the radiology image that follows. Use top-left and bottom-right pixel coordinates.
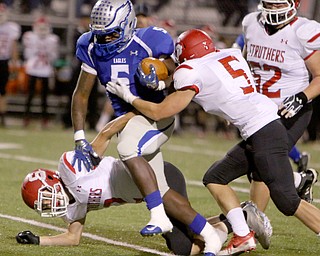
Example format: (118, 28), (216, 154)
(304, 51), (320, 100)
(71, 69), (97, 131)
(91, 111), (136, 156)
(132, 89), (195, 121)
(40, 218), (85, 246)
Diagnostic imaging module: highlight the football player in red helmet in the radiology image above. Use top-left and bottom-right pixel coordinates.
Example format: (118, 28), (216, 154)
(240, 0), (320, 214)
(261, 0), (301, 26)
(107, 27), (320, 255)
(21, 169), (68, 218)
(17, 111), (273, 255)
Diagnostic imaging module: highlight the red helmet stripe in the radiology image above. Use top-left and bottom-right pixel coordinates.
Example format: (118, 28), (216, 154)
(63, 152), (76, 174)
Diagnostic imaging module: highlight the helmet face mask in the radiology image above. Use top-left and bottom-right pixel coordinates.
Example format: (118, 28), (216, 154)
(90, 0), (137, 56)
(21, 169), (69, 218)
(261, 0), (299, 26)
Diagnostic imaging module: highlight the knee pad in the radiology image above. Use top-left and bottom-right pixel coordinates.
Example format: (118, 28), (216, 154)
(117, 139), (137, 161)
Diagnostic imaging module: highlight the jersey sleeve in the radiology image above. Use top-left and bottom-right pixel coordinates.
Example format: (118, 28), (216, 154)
(173, 64), (201, 94)
(137, 26), (174, 58)
(57, 151), (78, 186)
(296, 19), (320, 59)
(76, 32), (96, 70)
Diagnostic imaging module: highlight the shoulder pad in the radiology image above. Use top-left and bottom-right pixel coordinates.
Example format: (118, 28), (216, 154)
(295, 18), (320, 50)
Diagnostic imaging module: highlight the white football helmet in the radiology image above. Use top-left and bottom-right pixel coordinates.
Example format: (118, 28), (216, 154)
(0, 3), (8, 25)
(21, 169), (69, 218)
(90, 0), (137, 56)
(261, 0), (301, 26)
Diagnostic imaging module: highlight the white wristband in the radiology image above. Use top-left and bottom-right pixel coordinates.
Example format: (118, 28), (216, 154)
(156, 81), (166, 91)
(74, 130), (85, 141)
(126, 95), (139, 105)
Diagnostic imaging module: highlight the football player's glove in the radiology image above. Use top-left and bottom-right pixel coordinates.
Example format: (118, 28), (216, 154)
(107, 81), (139, 104)
(136, 63), (165, 90)
(16, 231), (40, 245)
(278, 92), (307, 118)
(72, 139), (101, 172)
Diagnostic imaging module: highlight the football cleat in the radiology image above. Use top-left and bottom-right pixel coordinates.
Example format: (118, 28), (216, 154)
(140, 219), (173, 236)
(297, 151), (310, 173)
(297, 168), (318, 203)
(217, 230), (256, 256)
(241, 201), (272, 249)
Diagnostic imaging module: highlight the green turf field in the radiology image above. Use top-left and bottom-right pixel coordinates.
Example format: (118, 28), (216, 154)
(0, 120), (319, 255)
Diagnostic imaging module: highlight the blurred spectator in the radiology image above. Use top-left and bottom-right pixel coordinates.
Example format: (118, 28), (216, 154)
(0, 3), (21, 126)
(20, 0), (52, 14)
(76, 0), (96, 18)
(159, 18), (177, 40)
(135, 2), (153, 28)
(216, 0), (249, 26)
(22, 16), (59, 128)
(153, 0), (170, 12)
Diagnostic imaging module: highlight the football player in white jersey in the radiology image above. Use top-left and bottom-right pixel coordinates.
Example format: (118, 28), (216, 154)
(22, 16), (59, 127)
(16, 111), (248, 256)
(0, 3), (21, 126)
(15, 111), (272, 255)
(242, 0), (320, 211)
(107, 28), (320, 255)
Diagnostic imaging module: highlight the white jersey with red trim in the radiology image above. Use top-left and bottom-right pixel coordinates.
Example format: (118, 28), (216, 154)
(22, 31), (59, 77)
(173, 49), (279, 140)
(243, 12), (320, 106)
(58, 151), (142, 223)
(0, 21), (20, 60)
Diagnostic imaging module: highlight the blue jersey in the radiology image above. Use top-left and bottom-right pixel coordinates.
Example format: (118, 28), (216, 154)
(76, 26), (174, 117)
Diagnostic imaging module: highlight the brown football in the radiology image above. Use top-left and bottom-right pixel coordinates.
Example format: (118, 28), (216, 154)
(140, 57), (169, 80)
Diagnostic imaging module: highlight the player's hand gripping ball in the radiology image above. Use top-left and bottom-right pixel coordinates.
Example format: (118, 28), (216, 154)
(140, 57), (169, 80)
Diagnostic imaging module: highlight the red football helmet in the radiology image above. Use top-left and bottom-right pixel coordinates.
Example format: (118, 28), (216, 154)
(175, 29), (216, 64)
(21, 169), (68, 217)
(261, 0), (301, 25)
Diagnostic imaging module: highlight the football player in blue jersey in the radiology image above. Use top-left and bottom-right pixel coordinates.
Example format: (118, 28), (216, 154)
(70, 1), (224, 251)
(16, 111), (272, 255)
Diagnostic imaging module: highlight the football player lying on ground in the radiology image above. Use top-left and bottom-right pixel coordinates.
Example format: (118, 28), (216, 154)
(16, 112), (272, 255)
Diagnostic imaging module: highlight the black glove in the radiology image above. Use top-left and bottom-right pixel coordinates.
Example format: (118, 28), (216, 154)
(72, 139), (101, 172)
(16, 231), (40, 245)
(278, 92), (308, 118)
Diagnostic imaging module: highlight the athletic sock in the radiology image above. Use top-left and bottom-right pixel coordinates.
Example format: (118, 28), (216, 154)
(289, 146), (301, 163)
(145, 190), (162, 210)
(226, 207), (250, 236)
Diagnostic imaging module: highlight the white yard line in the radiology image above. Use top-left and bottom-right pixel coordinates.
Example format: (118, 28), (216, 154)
(0, 214), (171, 256)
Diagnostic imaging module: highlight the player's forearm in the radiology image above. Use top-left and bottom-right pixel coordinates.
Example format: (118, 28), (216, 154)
(132, 99), (170, 121)
(39, 232), (80, 246)
(91, 111), (136, 156)
(72, 70), (97, 131)
(303, 76), (320, 101)
(40, 220), (84, 246)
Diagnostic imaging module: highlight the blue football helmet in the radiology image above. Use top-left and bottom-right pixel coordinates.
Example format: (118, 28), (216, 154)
(90, 0), (137, 56)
